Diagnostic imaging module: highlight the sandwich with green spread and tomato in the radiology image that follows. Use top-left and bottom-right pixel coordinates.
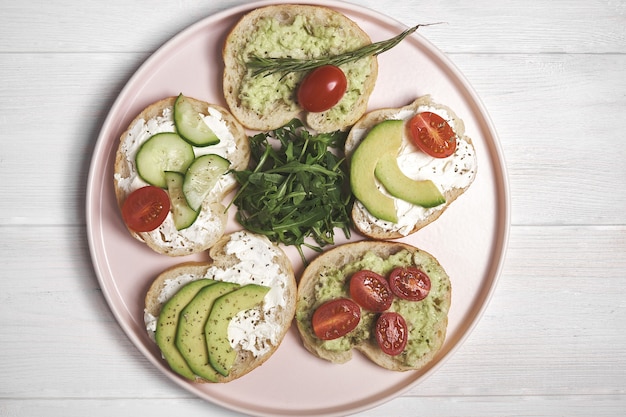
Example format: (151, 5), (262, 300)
(345, 95), (478, 239)
(295, 240), (451, 371)
(113, 94), (250, 256)
(222, 4), (378, 133)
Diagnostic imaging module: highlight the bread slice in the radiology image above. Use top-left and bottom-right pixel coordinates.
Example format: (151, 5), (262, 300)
(113, 96), (250, 256)
(345, 95), (478, 239)
(295, 240), (451, 371)
(222, 4), (378, 132)
(144, 230), (297, 383)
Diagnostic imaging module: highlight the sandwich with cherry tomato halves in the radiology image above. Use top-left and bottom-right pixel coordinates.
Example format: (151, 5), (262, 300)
(295, 240), (451, 371)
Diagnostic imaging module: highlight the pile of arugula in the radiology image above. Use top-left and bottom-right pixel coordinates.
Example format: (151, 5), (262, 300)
(231, 119), (353, 264)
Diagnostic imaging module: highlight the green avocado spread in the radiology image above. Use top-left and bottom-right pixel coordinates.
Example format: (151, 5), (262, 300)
(238, 15), (373, 121)
(296, 249), (451, 367)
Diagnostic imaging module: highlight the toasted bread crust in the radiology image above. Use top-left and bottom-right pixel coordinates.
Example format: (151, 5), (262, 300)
(144, 231), (297, 383)
(113, 96), (250, 256)
(295, 240), (451, 371)
(222, 4), (377, 132)
(345, 95), (477, 239)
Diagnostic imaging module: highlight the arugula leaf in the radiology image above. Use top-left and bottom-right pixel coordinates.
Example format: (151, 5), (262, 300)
(231, 119), (353, 264)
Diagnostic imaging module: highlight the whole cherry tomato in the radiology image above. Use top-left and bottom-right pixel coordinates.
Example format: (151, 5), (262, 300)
(312, 298), (361, 340)
(121, 186), (170, 232)
(349, 270), (394, 312)
(389, 266), (431, 301)
(375, 312), (408, 356)
(297, 65), (347, 112)
(407, 111), (457, 158)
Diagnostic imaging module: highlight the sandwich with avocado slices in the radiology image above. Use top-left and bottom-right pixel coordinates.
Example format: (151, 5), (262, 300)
(345, 95), (478, 239)
(144, 230), (297, 382)
(295, 240), (451, 371)
(222, 4), (378, 132)
(113, 94), (250, 256)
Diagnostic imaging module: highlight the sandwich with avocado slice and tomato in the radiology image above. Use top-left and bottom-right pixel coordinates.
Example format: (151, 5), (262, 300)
(345, 95), (478, 239)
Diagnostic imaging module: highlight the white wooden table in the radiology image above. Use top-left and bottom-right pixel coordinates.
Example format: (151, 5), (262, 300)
(1, 0), (624, 416)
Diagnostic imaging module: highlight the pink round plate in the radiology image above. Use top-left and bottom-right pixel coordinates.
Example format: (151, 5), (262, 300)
(86, 0), (509, 415)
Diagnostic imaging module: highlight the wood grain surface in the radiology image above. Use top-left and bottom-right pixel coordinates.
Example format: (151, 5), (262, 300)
(1, 0), (624, 416)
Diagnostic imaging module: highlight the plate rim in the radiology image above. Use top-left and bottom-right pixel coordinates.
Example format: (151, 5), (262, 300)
(85, 0), (510, 415)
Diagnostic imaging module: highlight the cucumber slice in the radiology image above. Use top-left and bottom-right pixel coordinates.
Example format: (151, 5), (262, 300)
(135, 132), (195, 188)
(174, 94), (220, 147)
(164, 171), (199, 230)
(183, 154), (231, 211)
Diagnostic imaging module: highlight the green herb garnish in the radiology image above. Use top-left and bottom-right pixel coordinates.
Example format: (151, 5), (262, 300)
(230, 119), (353, 264)
(247, 23), (443, 77)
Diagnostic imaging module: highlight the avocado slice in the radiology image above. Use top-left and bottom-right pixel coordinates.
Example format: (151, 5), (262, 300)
(205, 284), (270, 377)
(350, 120), (404, 223)
(155, 279), (216, 380)
(375, 153), (446, 208)
(175, 281), (240, 382)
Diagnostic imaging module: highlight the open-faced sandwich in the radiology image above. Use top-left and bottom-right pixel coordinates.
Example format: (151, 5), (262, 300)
(144, 230), (297, 382)
(113, 94), (250, 256)
(222, 4), (378, 132)
(345, 95), (478, 239)
(295, 240), (451, 371)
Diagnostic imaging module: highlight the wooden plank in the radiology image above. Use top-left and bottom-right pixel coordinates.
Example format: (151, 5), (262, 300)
(451, 53), (626, 226)
(0, 52), (147, 226)
(1, 53), (625, 226)
(0, 0), (624, 54)
(415, 225), (626, 396)
(1, 225), (624, 400)
(0, 395), (623, 417)
(0, 0), (242, 53)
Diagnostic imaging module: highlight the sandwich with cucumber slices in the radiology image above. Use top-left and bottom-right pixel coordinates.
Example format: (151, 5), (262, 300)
(113, 94), (250, 256)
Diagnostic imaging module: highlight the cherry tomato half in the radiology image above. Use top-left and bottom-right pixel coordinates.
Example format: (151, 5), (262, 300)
(389, 267), (431, 301)
(350, 270), (394, 312)
(375, 312), (408, 356)
(312, 298), (361, 340)
(407, 111), (457, 158)
(121, 186), (170, 232)
(297, 65), (347, 112)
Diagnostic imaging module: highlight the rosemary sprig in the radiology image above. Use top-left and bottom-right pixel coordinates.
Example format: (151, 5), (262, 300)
(247, 23), (443, 77)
